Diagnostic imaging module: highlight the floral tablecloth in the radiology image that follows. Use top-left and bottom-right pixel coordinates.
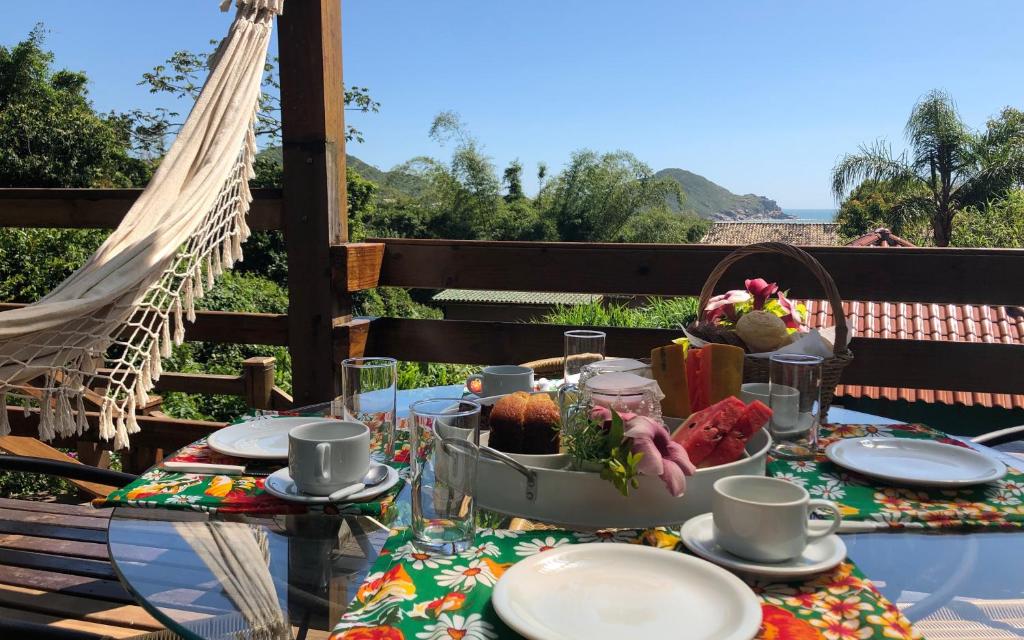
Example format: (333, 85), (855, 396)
(333, 527), (921, 640)
(96, 417), (413, 517)
(767, 423), (1023, 530)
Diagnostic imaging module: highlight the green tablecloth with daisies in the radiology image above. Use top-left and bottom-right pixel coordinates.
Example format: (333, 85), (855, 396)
(332, 527), (921, 640)
(96, 416), (414, 517)
(767, 423), (1023, 529)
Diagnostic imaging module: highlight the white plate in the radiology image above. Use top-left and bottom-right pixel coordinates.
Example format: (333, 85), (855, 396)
(262, 463), (399, 504)
(826, 437), (1007, 487)
(492, 543), (761, 640)
(207, 416), (341, 459)
(680, 513), (846, 579)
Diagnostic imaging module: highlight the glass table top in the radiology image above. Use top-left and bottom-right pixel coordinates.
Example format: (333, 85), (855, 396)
(106, 395), (1024, 640)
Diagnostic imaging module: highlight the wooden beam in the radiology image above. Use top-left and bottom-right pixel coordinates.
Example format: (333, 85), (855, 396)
(0, 436), (117, 498)
(0, 188), (283, 231)
(370, 238), (1024, 306)
(279, 0), (348, 406)
(332, 242), (385, 291)
(6, 409), (224, 452)
(0, 305), (287, 346)
(333, 317), (370, 362)
(365, 317), (1024, 394)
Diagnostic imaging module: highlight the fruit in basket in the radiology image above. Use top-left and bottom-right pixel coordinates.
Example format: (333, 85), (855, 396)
(670, 396), (772, 467)
(735, 310), (790, 353)
(685, 343), (744, 413)
(651, 342), (691, 418)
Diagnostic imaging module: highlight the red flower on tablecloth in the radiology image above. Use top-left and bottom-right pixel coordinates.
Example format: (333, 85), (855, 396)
(333, 625), (405, 640)
(759, 604), (824, 640)
(866, 610), (921, 640)
(356, 565), (416, 610)
(821, 595), (873, 620)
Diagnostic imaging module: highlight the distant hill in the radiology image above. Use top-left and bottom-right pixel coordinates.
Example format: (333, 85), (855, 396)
(656, 168), (791, 221)
(256, 147), (428, 197)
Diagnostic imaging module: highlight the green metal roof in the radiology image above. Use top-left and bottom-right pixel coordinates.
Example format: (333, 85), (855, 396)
(432, 289), (602, 305)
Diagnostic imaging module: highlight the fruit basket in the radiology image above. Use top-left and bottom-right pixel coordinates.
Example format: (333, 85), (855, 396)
(688, 242), (853, 419)
(475, 428), (770, 529)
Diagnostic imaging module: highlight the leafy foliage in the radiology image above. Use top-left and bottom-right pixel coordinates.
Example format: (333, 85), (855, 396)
(834, 179), (931, 243)
(952, 190), (1024, 248)
(539, 150), (684, 242)
(832, 91), (1024, 246)
(0, 26), (152, 186)
(544, 297), (699, 330)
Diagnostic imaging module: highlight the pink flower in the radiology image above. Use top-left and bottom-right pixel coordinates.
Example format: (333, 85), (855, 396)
(777, 291), (805, 330)
(622, 415), (696, 497)
(744, 278), (779, 310)
(703, 290), (751, 324)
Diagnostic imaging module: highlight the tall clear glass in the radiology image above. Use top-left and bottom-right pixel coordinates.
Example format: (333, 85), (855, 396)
(563, 329), (606, 384)
(340, 357), (398, 458)
(408, 398), (480, 554)
(769, 354), (823, 460)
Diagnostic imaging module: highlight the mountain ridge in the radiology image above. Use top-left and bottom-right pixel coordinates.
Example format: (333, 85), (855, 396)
(656, 168), (791, 221)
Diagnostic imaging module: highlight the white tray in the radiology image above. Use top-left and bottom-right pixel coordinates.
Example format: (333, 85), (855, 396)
(474, 429), (771, 529)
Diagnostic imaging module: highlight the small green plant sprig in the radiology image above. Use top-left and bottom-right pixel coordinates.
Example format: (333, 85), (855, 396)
(563, 408), (644, 497)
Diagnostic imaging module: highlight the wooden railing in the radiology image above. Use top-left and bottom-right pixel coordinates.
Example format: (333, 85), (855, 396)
(2, 195), (1024, 466)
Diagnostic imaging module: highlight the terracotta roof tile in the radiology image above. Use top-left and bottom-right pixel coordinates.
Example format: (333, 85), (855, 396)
(803, 299), (1024, 409)
(846, 228), (915, 247)
(701, 222), (841, 246)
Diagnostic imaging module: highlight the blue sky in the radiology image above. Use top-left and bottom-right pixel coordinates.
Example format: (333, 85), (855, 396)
(4, 1), (1024, 208)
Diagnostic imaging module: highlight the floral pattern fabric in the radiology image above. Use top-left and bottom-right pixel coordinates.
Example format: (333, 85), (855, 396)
(96, 416), (412, 517)
(768, 424), (1023, 529)
(333, 528), (921, 640)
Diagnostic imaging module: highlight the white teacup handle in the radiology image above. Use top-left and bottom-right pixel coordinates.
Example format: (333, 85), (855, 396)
(807, 499), (843, 538)
(316, 442), (331, 482)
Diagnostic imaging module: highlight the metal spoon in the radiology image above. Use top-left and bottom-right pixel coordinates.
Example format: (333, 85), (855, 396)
(327, 464), (389, 502)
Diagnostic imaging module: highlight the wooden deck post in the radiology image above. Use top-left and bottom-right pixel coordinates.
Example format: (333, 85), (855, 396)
(278, 0), (348, 406)
(242, 356), (276, 410)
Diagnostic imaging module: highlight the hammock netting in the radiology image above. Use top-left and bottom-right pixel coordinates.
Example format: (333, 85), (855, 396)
(0, 0), (285, 449)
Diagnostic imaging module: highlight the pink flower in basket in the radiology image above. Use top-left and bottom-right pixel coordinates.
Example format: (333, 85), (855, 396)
(745, 278), (779, 310)
(704, 290), (751, 323)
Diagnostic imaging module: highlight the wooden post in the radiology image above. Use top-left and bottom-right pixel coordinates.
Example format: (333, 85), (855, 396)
(278, 0), (348, 407)
(242, 356), (276, 410)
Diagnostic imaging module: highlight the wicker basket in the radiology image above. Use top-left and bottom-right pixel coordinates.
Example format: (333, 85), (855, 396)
(690, 242), (853, 420)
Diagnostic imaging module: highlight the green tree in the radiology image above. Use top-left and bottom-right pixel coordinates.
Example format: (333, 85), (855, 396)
(0, 27), (151, 187)
(502, 159), (525, 201)
(540, 150), (684, 242)
(614, 207), (707, 244)
(832, 90), (1024, 246)
(951, 189), (1024, 248)
(834, 180), (930, 242)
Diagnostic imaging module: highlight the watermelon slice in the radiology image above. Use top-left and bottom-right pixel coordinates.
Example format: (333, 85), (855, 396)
(670, 396), (746, 465)
(699, 400), (773, 468)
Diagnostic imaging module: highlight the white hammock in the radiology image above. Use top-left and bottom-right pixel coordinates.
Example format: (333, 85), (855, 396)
(0, 0), (284, 449)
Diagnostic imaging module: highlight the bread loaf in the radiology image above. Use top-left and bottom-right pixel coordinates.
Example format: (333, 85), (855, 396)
(521, 393), (561, 454)
(487, 391), (528, 452)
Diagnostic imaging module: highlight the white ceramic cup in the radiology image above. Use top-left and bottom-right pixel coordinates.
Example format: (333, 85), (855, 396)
(712, 475), (842, 563)
(288, 420), (370, 496)
(741, 382), (800, 431)
(466, 365), (534, 397)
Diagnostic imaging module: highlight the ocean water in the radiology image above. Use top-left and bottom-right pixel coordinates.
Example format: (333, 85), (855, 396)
(783, 208), (836, 222)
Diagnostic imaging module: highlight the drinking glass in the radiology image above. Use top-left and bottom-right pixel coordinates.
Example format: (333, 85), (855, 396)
(408, 398), (481, 554)
(563, 330), (606, 384)
(339, 357), (398, 458)
(769, 354), (823, 460)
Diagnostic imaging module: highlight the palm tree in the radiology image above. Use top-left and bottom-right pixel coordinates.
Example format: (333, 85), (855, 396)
(832, 90), (1022, 246)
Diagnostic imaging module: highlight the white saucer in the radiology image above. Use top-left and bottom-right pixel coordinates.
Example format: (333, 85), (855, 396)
(262, 463), (399, 504)
(680, 513), (846, 579)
